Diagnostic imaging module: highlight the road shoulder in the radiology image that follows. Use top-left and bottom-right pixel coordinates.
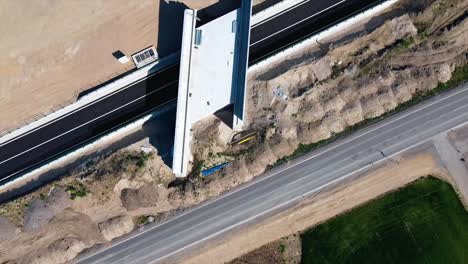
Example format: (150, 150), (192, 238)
(176, 148), (451, 264)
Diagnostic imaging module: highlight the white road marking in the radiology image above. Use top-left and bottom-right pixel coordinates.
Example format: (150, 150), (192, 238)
(0, 99), (177, 184)
(148, 139), (430, 263)
(250, 0), (349, 46)
(252, 0), (312, 28)
(118, 92), (468, 262)
(0, 81), (177, 166)
(0, 66), (175, 148)
(77, 85), (468, 263)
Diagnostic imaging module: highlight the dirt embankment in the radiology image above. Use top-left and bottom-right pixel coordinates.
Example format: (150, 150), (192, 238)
(183, 151), (451, 264)
(0, 146), (176, 264)
(184, 0), (467, 201)
(0, 0), (466, 263)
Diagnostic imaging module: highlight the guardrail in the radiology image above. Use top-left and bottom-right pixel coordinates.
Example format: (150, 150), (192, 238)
(0, 52), (180, 145)
(251, 0), (306, 26)
(0, 64), (135, 138)
(0, 100), (177, 193)
(248, 0), (399, 73)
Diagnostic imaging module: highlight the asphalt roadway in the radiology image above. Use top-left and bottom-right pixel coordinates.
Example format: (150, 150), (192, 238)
(0, 0), (382, 182)
(77, 84), (468, 263)
(249, 0), (384, 64)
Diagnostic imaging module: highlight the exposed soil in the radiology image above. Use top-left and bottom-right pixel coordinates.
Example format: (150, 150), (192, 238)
(180, 150), (451, 264)
(0, 0), (222, 134)
(0, 145), (175, 263)
(182, 0), (467, 208)
(0, 0), (466, 263)
(228, 234), (301, 264)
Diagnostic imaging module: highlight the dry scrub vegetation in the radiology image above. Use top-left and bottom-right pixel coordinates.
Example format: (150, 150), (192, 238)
(0, 0), (467, 263)
(185, 0), (467, 198)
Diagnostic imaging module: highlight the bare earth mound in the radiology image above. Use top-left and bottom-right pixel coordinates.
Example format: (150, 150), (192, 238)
(0, 0), (466, 263)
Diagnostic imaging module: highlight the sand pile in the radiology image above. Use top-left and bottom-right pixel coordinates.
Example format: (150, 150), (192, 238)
(0, 216), (18, 242)
(99, 215), (135, 241)
(3, 210), (103, 264)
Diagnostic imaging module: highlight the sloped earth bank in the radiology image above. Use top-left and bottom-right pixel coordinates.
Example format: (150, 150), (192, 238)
(186, 0), (467, 200)
(182, 151), (451, 264)
(0, 0), (467, 263)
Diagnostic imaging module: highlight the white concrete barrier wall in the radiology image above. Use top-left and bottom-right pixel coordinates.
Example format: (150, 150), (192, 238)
(251, 0), (306, 26)
(0, 52), (179, 145)
(0, 0), (399, 187)
(248, 0), (399, 73)
(0, 100), (176, 193)
(1, 0), (306, 144)
(172, 9), (197, 178)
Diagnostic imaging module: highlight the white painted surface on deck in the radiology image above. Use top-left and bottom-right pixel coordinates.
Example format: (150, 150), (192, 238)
(173, 9), (198, 177)
(190, 9), (238, 121)
(173, 8), (239, 177)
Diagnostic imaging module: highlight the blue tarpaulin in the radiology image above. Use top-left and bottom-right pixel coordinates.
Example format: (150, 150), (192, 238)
(201, 162), (230, 177)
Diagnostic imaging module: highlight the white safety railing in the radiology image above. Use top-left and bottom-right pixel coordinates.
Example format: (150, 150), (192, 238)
(251, 0), (307, 26)
(0, 0), (399, 187)
(0, 101), (176, 193)
(0, 53), (179, 144)
(249, 0), (399, 73)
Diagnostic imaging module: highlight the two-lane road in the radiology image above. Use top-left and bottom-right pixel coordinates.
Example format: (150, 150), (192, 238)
(78, 85), (468, 264)
(0, 0), (383, 183)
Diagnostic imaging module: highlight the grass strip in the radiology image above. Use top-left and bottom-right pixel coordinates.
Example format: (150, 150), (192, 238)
(300, 177), (468, 263)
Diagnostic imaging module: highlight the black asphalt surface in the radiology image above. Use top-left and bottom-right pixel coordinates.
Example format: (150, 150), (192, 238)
(76, 84), (468, 263)
(0, 0), (384, 183)
(0, 66), (179, 183)
(249, 0), (383, 64)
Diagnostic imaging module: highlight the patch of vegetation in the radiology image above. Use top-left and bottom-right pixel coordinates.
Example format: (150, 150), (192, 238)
(269, 64), (468, 169)
(415, 22), (430, 35)
(301, 177), (468, 263)
(399, 36), (416, 49)
(432, 0), (449, 17)
(191, 159), (204, 177)
(331, 64), (345, 79)
(279, 243), (287, 253)
(66, 182), (88, 200)
(136, 215), (149, 226)
(123, 151), (153, 170)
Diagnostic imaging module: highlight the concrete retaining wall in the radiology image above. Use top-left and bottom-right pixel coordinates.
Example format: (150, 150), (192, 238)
(248, 0), (399, 73)
(0, 100), (176, 197)
(0, 53), (179, 145)
(251, 0), (306, 26)
(0, 0), (400, 189)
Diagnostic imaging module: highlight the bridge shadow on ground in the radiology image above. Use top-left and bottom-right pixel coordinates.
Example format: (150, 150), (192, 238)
(156, 0), (240, 56)
(156, 1), (189, 57)
(142, 103), (176, 167)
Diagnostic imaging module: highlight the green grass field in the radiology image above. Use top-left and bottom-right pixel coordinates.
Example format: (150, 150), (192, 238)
(301, 177), (468, 264)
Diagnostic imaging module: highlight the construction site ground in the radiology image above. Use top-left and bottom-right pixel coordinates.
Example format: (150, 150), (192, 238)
(0, 0), (227, 134)
(0, 0), (467, 263)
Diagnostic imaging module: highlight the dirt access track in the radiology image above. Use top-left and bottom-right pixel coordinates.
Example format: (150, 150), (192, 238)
(0, 0), (233, 134)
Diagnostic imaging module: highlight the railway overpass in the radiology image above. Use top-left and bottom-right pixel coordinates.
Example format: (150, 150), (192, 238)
(0, 0), (386, 184)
